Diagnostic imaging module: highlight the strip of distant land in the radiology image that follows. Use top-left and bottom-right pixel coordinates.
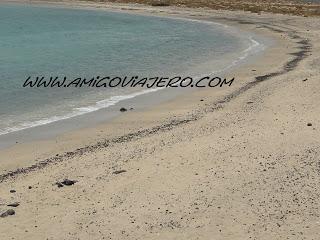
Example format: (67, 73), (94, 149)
(84, 0), (320, 16)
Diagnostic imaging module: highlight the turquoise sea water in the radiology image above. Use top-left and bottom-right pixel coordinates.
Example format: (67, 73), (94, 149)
(0, 3), (260, 135)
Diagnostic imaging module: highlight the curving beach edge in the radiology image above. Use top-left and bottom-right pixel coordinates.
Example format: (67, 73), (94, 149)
(0, 1), (320, 239)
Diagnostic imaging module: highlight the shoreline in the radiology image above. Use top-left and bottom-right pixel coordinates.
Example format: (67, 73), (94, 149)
(1, 2), (319, 239)
(0, 1), (302, 177)
(0, 2), (266, 141)
(0, 1), (271, 171)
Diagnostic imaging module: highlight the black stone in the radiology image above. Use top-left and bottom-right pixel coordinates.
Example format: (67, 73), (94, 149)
(61, 179), (77, 186)
(113, 170), (127, 175)
(7, 202), (19, 207)
(120, 107), (127, 112)
(0, 209), (15, 218)
(55, 179), (77, 187)
(56, 182), (64, 188)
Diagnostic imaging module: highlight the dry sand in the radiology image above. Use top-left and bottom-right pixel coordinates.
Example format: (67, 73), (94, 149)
(0, 1), (320, 239)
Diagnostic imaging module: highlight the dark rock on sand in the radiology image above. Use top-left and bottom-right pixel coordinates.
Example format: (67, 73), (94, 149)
(9, 190), (16, 193)
(7, 202), (20, 207)
(56, 179), (77, 187)
(61, 179), (77, 186)
(307, 123), (312, 126)
(113, 170), (127, 175)
(120, 107), (127, 112)
(0, 209), (15, 218)
(56, 182), (64, 188)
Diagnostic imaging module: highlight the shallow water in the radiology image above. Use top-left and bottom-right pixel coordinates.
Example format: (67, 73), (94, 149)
(0, 3), (258, 135)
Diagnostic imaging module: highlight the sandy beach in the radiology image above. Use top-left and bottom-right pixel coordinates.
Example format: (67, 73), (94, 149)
(0, 1), (320, 239)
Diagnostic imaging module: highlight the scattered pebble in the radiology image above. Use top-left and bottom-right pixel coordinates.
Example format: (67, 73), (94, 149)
(120, 107), (127, 112)
(0, 209), (15, 218)
(113, 170), (127, 175)
(7, 202), (20, 207)
(9, 190), (16, 193)
(56, 182), (64, 188)
(61, 179), (77, 186)
(56, 179), (77, 187)
(307, 123), (312, 126)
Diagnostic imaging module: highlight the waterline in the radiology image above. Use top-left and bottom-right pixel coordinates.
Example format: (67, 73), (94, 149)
(0, 3), (266, 137)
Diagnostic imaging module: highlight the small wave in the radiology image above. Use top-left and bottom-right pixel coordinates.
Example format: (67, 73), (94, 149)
(0, 87), (162, 136)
